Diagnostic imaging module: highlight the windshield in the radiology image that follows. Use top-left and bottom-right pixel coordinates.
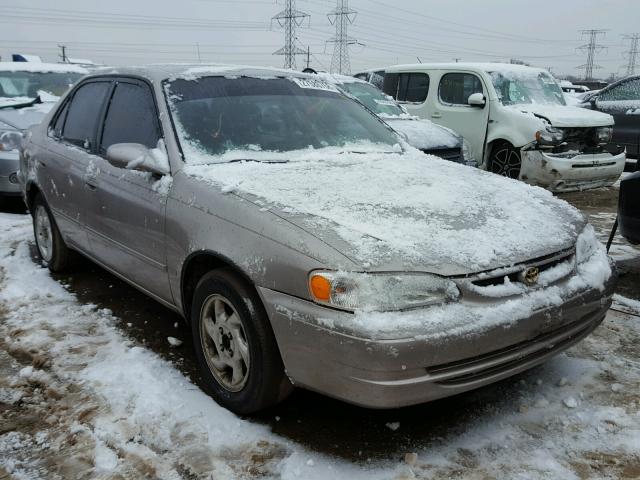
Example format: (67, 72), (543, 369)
(338, 81), (406, 116)
(0, 71), (83, 99)
(166, 76), (399, 163)
(489, 70), (566, 106)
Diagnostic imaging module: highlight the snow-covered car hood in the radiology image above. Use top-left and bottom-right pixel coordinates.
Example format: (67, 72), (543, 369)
(382, 117), (461, 151)
(0, 100), (55, 131)
(185, 148), (586, 276)
(508, 104), (613, 128)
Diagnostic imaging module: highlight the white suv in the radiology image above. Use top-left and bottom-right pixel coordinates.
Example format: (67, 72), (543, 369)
(382, 63), (626, 192)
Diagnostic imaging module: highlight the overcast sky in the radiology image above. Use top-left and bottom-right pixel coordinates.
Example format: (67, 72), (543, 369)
(3, 0), (639, 79)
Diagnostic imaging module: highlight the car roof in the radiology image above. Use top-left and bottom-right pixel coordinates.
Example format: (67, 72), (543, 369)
(384, 62), (550, 76)
(0, 62), (89, 74)
(86, 63), (320, 83)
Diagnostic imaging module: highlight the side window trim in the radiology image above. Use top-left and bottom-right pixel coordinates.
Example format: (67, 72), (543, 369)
(97, 76), (163, 157)
(437, 72), (485, 107)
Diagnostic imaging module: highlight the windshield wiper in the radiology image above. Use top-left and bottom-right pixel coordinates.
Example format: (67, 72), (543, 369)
(0, 95), (42, 111)
(227, 158), (288, 164)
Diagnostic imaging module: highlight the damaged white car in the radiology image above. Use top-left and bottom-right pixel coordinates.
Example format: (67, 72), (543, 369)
(382, 63), (626, 192)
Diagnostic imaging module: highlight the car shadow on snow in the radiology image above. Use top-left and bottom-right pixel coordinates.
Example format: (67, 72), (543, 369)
(0, 196), (28, 215)
(30, 243), (561, 463)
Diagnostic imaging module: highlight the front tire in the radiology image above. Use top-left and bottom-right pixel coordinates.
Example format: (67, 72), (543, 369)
(191, 268), (292, 414)
(489, 141), (522, 179)
(32, 193), (72, 272)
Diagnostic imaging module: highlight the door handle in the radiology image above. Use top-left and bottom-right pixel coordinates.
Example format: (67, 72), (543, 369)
(431, 112), (442, 118)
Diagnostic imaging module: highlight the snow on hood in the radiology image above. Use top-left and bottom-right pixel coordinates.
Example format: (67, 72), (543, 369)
(507, 104), (613, 128)
(0, 101), (55, 130)
(383, 117), (461, 150)
(184, 147), (585, 275)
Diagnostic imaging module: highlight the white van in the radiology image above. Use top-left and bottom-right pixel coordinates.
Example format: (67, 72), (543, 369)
(381, 63), (626, 192)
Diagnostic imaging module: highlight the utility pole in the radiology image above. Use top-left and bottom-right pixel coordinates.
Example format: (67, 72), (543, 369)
(576, 29), (607, 81)
(272, 0), (309, 70)
(196, 43), (201, 63)
(622, 33), (640, 76)
(58, 44), (67, 63)
(305, 46), (310, 69)
(327, 0), (358, 74)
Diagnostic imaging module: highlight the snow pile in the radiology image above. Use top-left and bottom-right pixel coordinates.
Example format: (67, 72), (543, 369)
(384, 117), (461, 150)
(184, 146), (584, 273)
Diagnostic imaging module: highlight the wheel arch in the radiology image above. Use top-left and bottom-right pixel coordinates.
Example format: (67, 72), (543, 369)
(25, 181), (43, 213)
(180, 250), (256, 322)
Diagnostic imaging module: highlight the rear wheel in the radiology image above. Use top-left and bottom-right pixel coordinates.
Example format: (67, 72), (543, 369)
(191, 268), (292, 414)
(489, 141), (522, 179)
(32, 194), (72, 272)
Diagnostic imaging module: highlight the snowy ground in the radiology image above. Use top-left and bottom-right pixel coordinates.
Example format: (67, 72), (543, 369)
(0, 183), (639, 479)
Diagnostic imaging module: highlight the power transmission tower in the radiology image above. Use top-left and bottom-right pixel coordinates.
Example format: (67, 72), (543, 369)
(576, 29), (607, 81)
(327, 0), (358, 74)
(58, 44), (68, 63)
(622, 33), (640, 76)
(272, 0), (309, 70)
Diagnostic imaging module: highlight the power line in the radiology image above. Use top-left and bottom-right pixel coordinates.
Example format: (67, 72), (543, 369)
(577, 29), (608, 81)
(271, 0), (309, 69)
(622, 33), (640, 76)
(326, 0), (358, 74)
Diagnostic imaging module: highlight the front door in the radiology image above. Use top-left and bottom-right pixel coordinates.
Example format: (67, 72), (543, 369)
(84, 78), (172, 302)
(427, 72), (490, 165)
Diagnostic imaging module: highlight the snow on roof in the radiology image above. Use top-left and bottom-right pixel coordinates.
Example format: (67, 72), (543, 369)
(67, 58), (96, 65)
(0, 62), (89, 74)
(385, 62), (549, 76)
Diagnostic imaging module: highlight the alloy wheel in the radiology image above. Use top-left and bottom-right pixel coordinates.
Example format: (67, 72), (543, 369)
(199, 294), (250, 392)
(34, 205), (53, 262)
(491, 147), (521, 179)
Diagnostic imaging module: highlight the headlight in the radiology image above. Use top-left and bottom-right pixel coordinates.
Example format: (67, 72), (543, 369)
(0, 124), (22, 152)
(308, 270), (460, 312)
(595, 126), (613, 145)
(535, 126), (565, 145)
(462, 139), (473, 161)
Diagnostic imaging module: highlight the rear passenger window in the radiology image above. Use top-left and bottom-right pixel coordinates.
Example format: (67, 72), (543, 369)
(100, 82), (160, 153)
(62, 82), (111, 149)
(397, 73), (429, 103)
(51, 100), (69, 138)
(439, 73), (483, 105)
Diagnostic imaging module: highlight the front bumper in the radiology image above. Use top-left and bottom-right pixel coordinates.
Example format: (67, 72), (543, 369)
(520, 149), (626, 192)
(0, 151), (20, 195)
(260, 273), (616, 409)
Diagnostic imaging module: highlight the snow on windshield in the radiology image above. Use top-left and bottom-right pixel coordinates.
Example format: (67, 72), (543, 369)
(339, 81), (406, 117)
(166, 76), (400, 163)
(184, 148), (584, 273)
(490, 70), (566, 106)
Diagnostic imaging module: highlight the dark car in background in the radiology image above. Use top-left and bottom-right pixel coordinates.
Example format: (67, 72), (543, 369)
(619, 170), (640, 244)
(581, 75), (640, 171)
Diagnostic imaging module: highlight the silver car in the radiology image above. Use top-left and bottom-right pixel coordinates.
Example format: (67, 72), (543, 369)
(20, 65), (616, 414)
(0, 62), (86, 196)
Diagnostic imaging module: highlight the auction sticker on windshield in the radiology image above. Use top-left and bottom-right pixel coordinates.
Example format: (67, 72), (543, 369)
(290, 77), (340, 92)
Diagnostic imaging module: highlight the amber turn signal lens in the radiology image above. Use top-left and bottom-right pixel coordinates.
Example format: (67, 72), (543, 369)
(309, 274), (331, 301)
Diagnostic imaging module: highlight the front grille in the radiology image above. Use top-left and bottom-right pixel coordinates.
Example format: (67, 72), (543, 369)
(427, 311), (600, 386)
(551, 127), (602, 154)
(423, 147), (462, 162)
(470, 247), (575, 289)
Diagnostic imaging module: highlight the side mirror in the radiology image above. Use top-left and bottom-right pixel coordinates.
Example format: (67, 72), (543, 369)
(589, 95), (598, 108)
(468, 93), (486, 107)
(105, 143), (168, 175)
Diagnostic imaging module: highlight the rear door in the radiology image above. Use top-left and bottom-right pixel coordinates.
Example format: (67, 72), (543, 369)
(41, 80), (112, 251)
(596, 78), (640, 157)
(84, 77), (172, 302)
